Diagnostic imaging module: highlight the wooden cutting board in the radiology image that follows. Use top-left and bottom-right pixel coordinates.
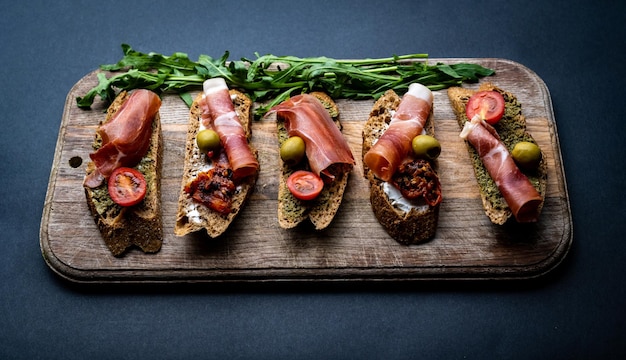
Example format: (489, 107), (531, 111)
(40, 58), (572, 283)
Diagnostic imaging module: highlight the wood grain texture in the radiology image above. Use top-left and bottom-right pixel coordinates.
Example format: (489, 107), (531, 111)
(40, 58), (572, 282)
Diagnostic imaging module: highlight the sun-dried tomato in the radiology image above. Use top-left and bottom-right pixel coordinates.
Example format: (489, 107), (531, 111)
(185, 165), (235, 215)
(391, 159), (442, 206)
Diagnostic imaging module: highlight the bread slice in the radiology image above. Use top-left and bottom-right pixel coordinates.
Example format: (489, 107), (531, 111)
(362, 90), (440, 244)
(276, 92), (352, 230)
(174, 90), (258, 237)
(84, 91), (163, 256)
(447, 82), (547, 224)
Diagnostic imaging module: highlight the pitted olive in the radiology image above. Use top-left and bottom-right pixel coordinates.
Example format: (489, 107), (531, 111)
(280, 136), (306, 165)
(196, 129), (221, 153)
(511, 141), (542, 171)
(411, 134), (441, 160)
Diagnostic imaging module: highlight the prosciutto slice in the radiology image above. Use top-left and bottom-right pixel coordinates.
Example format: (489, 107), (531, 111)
(201, 78), (259, 180)
(84, 89), (161, 188)
(363, 83), (433, 182)
(268, 94), (355, 180)
(460, 116), (542, 223)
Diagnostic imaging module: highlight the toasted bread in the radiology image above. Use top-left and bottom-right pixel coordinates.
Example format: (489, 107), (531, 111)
(84, 91), (163, 256)
(276, 92), (352, 230)
(447, 83), (547, 224)
(174, 90), (258, 237)
(362, 89), (440, 244)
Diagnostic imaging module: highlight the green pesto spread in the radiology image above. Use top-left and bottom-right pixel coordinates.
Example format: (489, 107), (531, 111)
(91, 184), (119, 216)
(315, 97), (339, 118)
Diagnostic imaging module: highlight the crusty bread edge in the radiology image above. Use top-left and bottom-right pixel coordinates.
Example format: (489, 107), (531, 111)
(362, 89), (440, 244)
(447, 82), (547, 224)
(276, 92), (352, 230)
(174, 90), (258, 238)
(84, 91), (164, 256)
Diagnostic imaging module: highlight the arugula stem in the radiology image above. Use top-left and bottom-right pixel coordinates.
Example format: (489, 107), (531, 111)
(335, 53), (428, 65)
(361, 66), (399, 73)
(167, 75), (205, 83)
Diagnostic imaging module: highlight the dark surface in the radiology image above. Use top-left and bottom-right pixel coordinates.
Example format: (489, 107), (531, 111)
(1, 0), (624, 358)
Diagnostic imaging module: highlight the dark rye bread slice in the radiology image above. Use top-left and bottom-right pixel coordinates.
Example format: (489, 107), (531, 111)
(84, 90), (163, 256)
(277, 92), (352, 230)
(362, 89), (439, 244)
(174, 90), (258, 237)
(447, 82), (548, 224)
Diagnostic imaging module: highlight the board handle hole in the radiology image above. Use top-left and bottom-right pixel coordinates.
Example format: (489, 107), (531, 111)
(69, 156), (83, 168)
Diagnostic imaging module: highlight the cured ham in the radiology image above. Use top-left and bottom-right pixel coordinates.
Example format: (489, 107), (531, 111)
(201, 78), (259, 180)
(268, 94), (355, 180)
(85, 89), (161, 188)
(363, 83), (433, 182)
(460, 115), (542, 222)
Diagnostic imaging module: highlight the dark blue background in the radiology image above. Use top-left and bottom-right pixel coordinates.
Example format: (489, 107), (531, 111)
(1, 1), (624, 358)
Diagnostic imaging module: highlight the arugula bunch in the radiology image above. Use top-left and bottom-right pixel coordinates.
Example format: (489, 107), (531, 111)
(77, 44), (494, 117)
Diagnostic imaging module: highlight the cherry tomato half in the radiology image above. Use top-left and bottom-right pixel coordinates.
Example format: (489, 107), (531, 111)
(466, 90), (505, 125)
(286, 170), (324, 201)
(107, 167), (147, 207)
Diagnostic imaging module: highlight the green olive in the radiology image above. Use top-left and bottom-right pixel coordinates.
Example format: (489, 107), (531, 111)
(411, 134), (441, 160)
(280, 136), (306, 165)
(511, 141), (542, 171)
(196, 129), (221, 153)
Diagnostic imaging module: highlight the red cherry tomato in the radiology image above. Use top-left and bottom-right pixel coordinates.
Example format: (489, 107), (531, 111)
(107, 167), (147, 207)
(286, 170), (324, 201)
(466, 90), (505, 125)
